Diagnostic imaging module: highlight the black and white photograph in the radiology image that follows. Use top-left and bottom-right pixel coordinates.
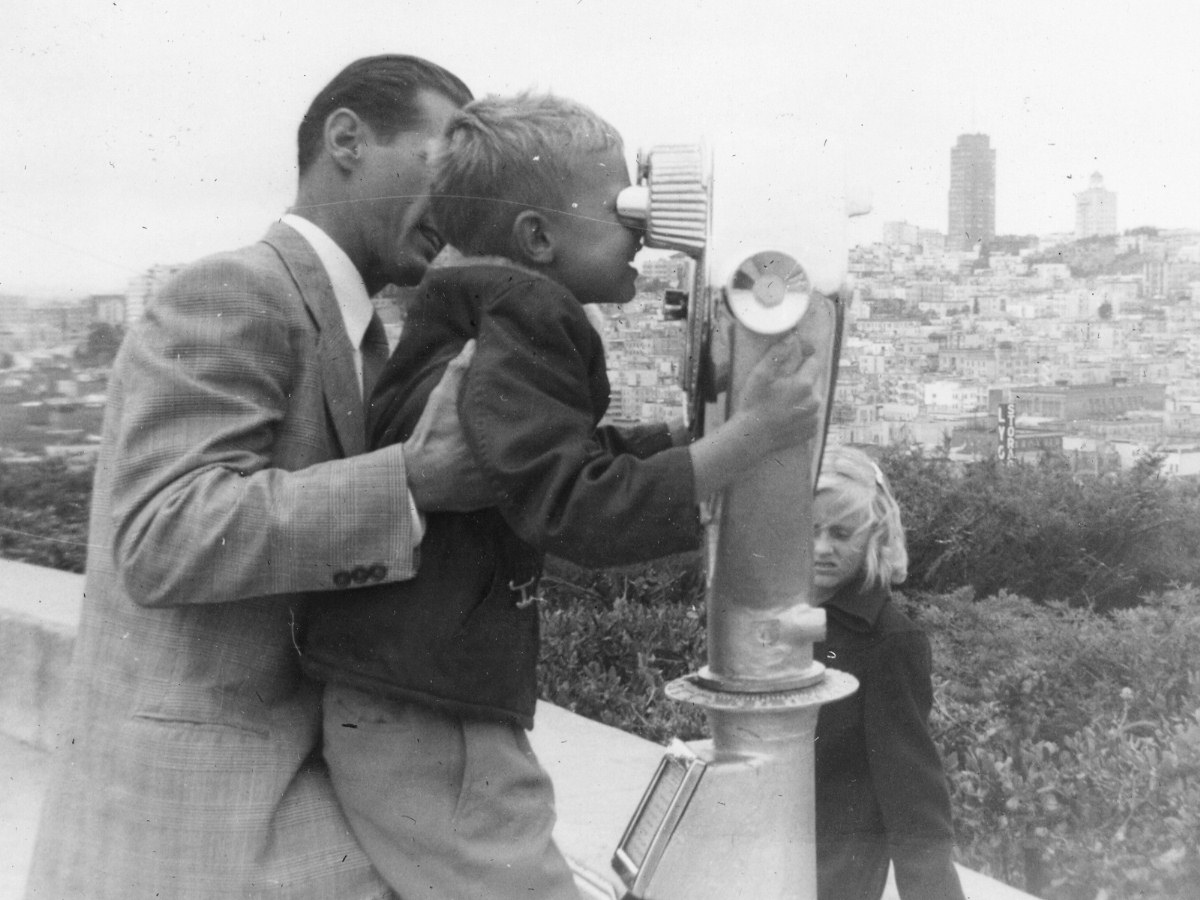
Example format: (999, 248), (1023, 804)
(2, 2), (1197, 898)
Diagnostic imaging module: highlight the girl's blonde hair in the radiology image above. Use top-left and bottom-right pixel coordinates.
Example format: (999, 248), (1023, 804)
(815, 445), (909, 590)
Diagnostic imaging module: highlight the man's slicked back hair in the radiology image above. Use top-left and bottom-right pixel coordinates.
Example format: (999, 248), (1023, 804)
(297, 55), (472, 175)
(429, 92), (624, 257)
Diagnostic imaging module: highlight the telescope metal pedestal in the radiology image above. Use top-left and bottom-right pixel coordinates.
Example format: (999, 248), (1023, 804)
(614, 671), (856, 900)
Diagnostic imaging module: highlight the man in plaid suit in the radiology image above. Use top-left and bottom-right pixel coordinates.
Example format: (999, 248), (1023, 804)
(24, 55), (483, 899)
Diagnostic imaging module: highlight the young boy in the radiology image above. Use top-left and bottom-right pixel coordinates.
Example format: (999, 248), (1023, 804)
(300, 93), (820, 900)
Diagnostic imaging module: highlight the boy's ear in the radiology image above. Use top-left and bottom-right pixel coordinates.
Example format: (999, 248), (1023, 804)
(511, 210), (555, 265)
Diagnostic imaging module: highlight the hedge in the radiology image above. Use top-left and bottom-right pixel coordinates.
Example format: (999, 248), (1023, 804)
(0, 457), (92, 572)
(7, 449), (1200, 607)
(884, 447), (1200, 611)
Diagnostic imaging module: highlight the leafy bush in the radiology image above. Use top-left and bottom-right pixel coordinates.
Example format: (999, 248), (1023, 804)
(882, 448), (1200, 611)
(0, 457), (92, 572)
(537, 555), (708, 743)
(908, 588), (1200, 899)
(11, 447), (1200, 611)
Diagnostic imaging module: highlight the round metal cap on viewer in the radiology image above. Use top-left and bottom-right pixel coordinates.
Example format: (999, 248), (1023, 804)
(725, 251), (811, 334)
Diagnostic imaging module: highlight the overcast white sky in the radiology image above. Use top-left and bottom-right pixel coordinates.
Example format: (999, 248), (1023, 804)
(3, 0), (1198, 296)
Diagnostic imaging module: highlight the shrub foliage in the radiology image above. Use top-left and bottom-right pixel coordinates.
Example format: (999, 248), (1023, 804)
(883, 448), (1200, 611)
(908, 588), (1200, 899)
(539, 556), (708, 744)
(0, 457), (92, 572)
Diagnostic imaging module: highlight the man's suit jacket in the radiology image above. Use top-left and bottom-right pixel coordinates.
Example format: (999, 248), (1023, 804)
(25, 223), (413, 899)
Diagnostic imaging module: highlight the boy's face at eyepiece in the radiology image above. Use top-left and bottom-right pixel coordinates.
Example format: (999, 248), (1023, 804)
(546, 149), (643, 306)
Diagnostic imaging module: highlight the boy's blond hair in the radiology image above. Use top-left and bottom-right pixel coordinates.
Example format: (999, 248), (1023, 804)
(428, 92), (625, 257)
(816, 445), (909, 590)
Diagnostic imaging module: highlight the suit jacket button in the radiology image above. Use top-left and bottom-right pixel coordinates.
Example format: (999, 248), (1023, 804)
(368, 564), (387, 582)
(333, 570), (352, 588)
(351, 566), (370, 584)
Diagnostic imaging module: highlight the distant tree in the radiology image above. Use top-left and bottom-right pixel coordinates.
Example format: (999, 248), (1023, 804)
(881, 446), (1200, 611)
(1097, 300), (1113, 320)
(0, 457), (93, 571)
(76, 322), (124, 367)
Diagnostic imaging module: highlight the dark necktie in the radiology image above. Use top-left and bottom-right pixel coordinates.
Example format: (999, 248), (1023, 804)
(361, 312), (389, 402)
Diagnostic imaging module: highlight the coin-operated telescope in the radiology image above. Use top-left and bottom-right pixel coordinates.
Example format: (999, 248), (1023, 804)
(611, 140), (869, 900)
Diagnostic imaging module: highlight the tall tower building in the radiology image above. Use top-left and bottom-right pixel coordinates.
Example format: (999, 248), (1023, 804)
(1075, 171), (1117, 239)
(947, 133), (996, 252)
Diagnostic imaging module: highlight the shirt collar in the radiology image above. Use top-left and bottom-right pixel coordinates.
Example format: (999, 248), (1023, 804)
(821, 579), (891, 631)
(280, 213), (374, 349)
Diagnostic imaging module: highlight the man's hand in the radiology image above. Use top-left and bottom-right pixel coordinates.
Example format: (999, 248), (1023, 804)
(401, 340), (491, 511)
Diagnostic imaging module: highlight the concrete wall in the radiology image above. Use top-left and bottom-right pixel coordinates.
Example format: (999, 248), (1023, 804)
(0, 560), (81, 750)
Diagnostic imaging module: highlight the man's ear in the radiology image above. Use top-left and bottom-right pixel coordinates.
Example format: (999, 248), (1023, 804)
(511, 210), (555, 265)
(324, 108), (367, 173)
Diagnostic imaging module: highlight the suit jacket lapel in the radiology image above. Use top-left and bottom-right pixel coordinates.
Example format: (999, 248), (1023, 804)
(262, 222), (366, 458)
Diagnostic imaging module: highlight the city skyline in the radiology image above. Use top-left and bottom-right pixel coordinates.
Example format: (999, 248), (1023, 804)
(4, 0), (1198, 296)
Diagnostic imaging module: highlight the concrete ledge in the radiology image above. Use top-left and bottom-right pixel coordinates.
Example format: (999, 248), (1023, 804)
(531, 701), (666, 896)
(0, 559), (1035, 898)
(0, 560), (82, 750)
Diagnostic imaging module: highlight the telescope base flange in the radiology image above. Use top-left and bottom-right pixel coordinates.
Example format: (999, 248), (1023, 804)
(667, 668), (857, 711)
(614, 670), (858, 899)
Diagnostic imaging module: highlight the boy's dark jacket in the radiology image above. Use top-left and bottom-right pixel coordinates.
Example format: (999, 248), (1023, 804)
(300, 260), (701, 728)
